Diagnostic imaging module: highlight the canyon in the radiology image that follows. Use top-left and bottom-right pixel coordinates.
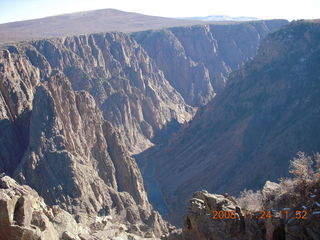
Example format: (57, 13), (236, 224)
(0, 18), (287, 238)
(1, 8), (319, 240)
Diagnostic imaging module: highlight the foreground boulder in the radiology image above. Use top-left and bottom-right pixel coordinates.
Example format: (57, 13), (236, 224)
(0, 174), (60, 239)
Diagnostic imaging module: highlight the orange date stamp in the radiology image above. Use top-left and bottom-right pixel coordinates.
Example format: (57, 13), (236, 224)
(211, 210), (308, 220)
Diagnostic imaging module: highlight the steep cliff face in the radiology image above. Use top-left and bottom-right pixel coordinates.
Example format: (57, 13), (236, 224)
(24, 33), (194, 154)
(145, 21), (320, 223)
(133, 20), (288, 106)
(0, 47), (39, 176)
(0, 21), (288, 161)
(0, 45), (169, 237)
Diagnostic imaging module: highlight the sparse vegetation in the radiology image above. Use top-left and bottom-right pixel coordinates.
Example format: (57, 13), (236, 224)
(237, 152), (320, 211)
(237, 189), (263, 211)
(289, 151), (314, 181)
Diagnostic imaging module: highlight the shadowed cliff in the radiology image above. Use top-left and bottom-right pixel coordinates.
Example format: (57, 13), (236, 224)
(140, 21), (320, 224)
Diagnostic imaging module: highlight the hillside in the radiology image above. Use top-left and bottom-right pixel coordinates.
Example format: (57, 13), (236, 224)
(139, 20), (320, 223)
(183, 15), (259, 22)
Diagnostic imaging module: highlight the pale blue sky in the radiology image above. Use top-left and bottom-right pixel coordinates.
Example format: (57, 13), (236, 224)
(1, 0), (319, 24)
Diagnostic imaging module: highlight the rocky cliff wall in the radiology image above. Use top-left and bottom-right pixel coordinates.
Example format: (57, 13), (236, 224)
(0, 44), (170, 237)
(0, 21), (288, 160)
(26, 33), (195, 155)
(133, 20), (288, 106)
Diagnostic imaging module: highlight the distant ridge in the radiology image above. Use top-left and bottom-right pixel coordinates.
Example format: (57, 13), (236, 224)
(0, 8), (233, 44)
(182, 15), (260, 21)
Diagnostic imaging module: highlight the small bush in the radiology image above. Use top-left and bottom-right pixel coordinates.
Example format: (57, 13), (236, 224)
(289, 151), (314, 181)
(278, 177), (295, 194)
(237, 152), (320, 211)
(237, 189), (263, 211)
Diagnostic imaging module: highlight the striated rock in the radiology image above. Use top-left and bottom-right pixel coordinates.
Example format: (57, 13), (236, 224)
(0, 31), (195, 164)
(7, 70), (168, 236)
(1, 33), (175, 235)
(0, 48), (39, 176)
(26, 32), (194, 154)
(133, 20), (288, 106)
(0, 30), (188, 236)
(133, 28), (215, 106)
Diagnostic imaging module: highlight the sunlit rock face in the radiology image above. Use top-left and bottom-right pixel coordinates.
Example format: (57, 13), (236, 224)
(25, 33), (195, 155)
(0, 37), (175, 237)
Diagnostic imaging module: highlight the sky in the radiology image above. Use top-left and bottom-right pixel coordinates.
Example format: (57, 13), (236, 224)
(0, 0), (319, 24)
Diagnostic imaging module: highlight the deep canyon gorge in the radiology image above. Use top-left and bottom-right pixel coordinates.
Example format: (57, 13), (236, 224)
(0, 8), (320, 240)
